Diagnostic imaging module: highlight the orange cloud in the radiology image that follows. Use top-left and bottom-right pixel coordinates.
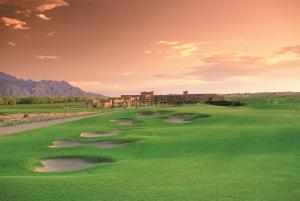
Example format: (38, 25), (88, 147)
(36, 13), (51, 20)
(157, 40), (179, 45)
(223, 38), (245, 44)
(149, 40), (201, 59)
(8, 41), (16, 47)
(1, 17), (29, 29)
(276, 45), (300, 56)
(172, 43), (199, 57)
(188, 47), (300, 81)
(266, 45), (300, 64)
(35, 55), (59, 59)
(200, 52), (262, 64)
(152, 74), (183, 79)
(0, 0), (69, 13)
(120, 72), (134, 76)
(0, 0), (69, 22)
(46, 31), (56, 36)
(35, 0), (69, 12)
(191, 63), (259, 81)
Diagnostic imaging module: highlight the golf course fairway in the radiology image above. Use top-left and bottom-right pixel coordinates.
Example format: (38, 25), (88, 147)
(0, 98), (300, 201)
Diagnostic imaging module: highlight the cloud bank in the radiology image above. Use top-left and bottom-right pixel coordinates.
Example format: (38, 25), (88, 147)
(146, 40), (202, 59)
(1, 17), (29, 29)
(0, 0), (69, 28)
(0, 0), (69, 13)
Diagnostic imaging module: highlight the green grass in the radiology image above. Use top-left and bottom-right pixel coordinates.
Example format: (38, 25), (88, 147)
(0, 98), (300, 201)
(0, 102), (106, 115)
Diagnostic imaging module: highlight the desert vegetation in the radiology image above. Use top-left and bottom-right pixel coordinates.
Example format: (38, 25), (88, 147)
(0, 96), (90, 105)
(0, 102), (110, 127)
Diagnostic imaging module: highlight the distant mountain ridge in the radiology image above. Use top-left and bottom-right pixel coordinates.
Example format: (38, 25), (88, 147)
(226, 92), (300, 98)
(0, 72), (104, 97)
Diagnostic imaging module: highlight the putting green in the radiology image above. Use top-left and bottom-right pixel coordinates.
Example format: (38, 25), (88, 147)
(0, 98), (300, 201)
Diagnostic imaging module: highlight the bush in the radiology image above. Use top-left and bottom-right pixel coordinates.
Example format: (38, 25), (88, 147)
(0, 97), (4, 105)
(23, 113), (29, 118)
(0, 96), (90, 105)
(207, 101), (246, 106)
(0, 96), (17, 105)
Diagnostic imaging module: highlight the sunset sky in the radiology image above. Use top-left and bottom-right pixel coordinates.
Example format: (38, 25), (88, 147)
(1, 0), (300, 96)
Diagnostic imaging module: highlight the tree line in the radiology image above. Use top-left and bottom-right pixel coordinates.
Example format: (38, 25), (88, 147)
(0, 96), (89, 105)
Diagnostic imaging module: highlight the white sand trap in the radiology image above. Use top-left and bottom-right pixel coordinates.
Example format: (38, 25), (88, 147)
(166, 115), (193, 123)
(51, 140), (129, 149)
(35, 158), (100, 173)
(80, 130), (119, 137)
(115, 119), (133, 125)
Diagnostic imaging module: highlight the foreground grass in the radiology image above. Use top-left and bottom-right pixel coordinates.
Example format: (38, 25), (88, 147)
(0, 99), (300, 201)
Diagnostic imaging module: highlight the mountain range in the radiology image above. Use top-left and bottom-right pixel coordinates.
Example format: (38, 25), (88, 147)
(0, 72), (104, 97)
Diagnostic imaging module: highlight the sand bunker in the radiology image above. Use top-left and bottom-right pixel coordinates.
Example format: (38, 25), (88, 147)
(51, 141), (82, 148)
(157, 110), (172, 115)
(114, 119), (133, 125)
(80, 130), (119, 137)
(35, 158), (103, 173)
(137, 111), (156, 118)
(166, 115), (193, 123)
(50, 140), (129, 149)
(137, 110), (171, 118)
(166, 114), (210, 123)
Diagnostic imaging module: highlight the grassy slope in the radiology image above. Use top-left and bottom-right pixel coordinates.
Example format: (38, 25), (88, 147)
(0, 98), (300, 201)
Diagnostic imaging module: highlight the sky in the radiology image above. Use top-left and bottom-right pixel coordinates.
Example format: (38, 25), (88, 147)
(0, 0), (300, 96)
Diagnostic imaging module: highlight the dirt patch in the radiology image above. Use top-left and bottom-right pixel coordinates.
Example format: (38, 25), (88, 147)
(50, 140), (129, 148)
(34, 158), (107, 173)
(114, 118), (133, 125)
(80, 130), (119, 137)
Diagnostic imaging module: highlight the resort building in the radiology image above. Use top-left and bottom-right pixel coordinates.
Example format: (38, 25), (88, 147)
(87, 91), (225, 108)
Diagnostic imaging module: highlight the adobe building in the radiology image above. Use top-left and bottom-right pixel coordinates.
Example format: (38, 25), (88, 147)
(88, 91), (225, 108)
(154, 91), (224, 105)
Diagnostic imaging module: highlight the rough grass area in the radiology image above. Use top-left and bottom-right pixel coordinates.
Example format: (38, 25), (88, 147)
(0, 102), (107, 115)
(0, 98), (300, 201)
(0, 103), (112, 127)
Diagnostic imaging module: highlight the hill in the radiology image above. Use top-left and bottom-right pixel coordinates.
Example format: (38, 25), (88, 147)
(226, 92), (300, 98)
(0, 72), (104, 97)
